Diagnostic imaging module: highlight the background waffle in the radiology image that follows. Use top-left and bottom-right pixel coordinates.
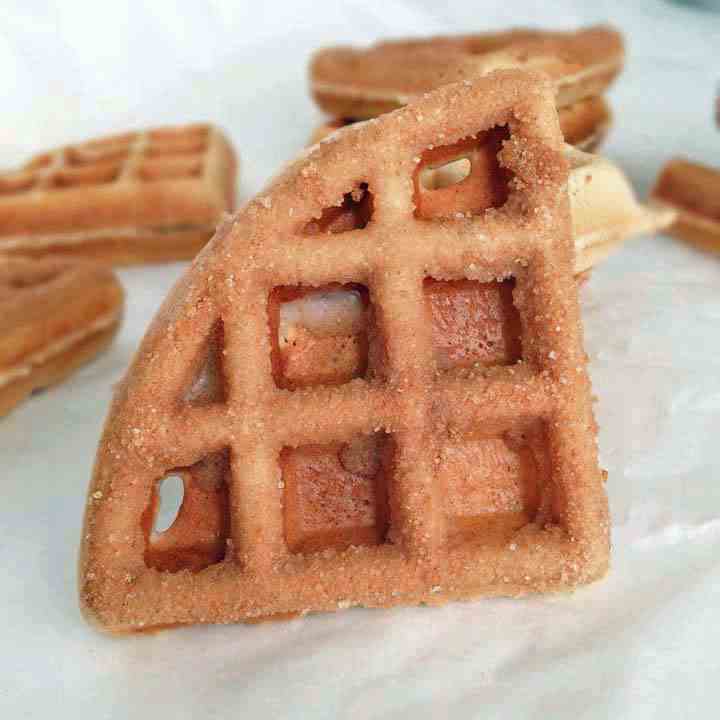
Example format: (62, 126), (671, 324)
(310, 25), (624, 119)
(0, 124), (236, 265)
(650, 158), (720, 255)
(0, 257), (123, 418)
(80, 70), (609, 633)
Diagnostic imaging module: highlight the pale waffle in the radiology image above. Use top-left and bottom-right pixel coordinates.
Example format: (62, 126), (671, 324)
(80, 70), (609, 633)
(650, 158), (720, 254)
(0, 257), (123, 418)
(311, 95), (612, 154)
(310, 25), (624, 119)
(0, 124), (236, 265)
(569, 147), (675, 274)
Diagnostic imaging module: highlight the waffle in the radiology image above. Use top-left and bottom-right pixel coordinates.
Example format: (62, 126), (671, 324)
(650, 158), (720, 254)
(310, 25), (624, 120)
(569, 147), (675, 273)
(311, 95), (612, 154)
(80, 70), (609, 633)
(0, 257), (123, 418)
(0, 124), (236, 265)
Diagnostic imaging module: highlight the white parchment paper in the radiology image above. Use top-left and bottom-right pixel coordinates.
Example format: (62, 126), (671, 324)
(2, 1), (719, 717)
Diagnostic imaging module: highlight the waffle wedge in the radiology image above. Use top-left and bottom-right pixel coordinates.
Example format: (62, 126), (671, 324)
(0, 124), (236, 265)
(80, 70), (608, 633)
(0, 257), (123, 418)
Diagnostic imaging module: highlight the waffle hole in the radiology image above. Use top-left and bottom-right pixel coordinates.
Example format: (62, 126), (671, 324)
(154, 474), (184, 534)
(420, 157), (471, 190)
(184, 320), (227, 405)
(0, 172), (36, 194)
(281, 432), (392, 554)
(301, 183), (374, 235)
(424, 277), (522, 371)
(269, 283), (372, 390)
(442, 419), (551, 548)
(143, 451), (231, 573)
(51, 163), (120, 188)
(138, 157), (203, 181)
(414, 126), (513, 219)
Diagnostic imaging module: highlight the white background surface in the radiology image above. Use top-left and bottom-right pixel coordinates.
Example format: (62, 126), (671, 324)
(2, 1), (720, 718)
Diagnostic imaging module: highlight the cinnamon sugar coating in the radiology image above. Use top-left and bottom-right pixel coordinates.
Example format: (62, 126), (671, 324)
(80, 71), (609, 633)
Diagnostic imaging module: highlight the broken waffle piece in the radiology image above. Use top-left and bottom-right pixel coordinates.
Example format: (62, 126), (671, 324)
(80, 70), (609, 633)
(0, 257), (123, 418)
(310, 25), (623, 119)
(649, 158), (720, 254)
(0, 124), (236, 265)
(569, 147), (675, 273)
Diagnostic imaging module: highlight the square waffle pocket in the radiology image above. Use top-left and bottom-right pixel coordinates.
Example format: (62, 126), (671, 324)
(0, 124), (236, 265)
(80, 70), (609, 633)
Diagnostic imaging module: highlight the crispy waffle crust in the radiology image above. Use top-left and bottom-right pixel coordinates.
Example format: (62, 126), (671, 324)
(650, 158), (720, 254)
(303, 130), (672, 277)
(0, 124), (236, 265)
(80, 70), (609, 634)
(0, 257), (124, 418)
(311, 25), (624, 119)
(311, 95), (612, 153)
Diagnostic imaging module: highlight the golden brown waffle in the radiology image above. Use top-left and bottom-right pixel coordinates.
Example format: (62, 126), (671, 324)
(311, 95), (612, 153)
(0, 124), (236, 265)
(311, 25), (624, 120)
(80, 70), (608, 633)
(0, 257), (123, 418)
(650, 158), (720, 254)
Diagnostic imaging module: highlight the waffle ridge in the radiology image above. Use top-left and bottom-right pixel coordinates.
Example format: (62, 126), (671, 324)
(80, 70), (609, 633)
